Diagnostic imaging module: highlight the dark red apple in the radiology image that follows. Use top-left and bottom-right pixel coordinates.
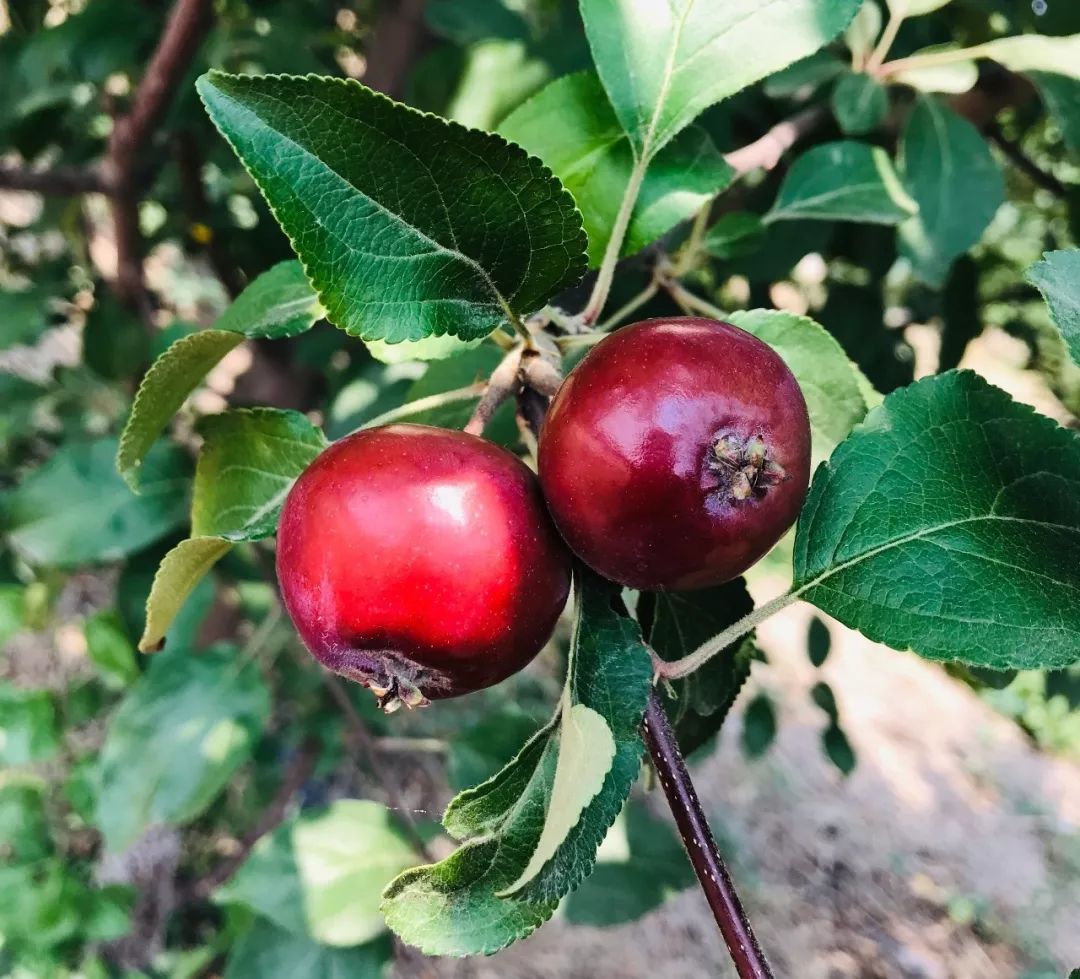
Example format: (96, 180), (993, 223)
(276, 424), (571, 710)
(538, 317), (811, 590)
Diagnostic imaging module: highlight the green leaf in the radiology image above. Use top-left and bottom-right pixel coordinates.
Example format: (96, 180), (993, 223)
(197, 71), (587, 343)
(225, 918), (391, 979)
(214, 260), (323, 338)
(898, 98), (1003, 288)
(365, 334), (480, 365)
(580, 0), (861, 159)
(0, 682), (58, 766)
(139, 537), (232, 652)
(1025, 250), (1080, 367)
(831, 73), (888, 135)
(83, 610), (139, 687)
(1030, 72), (1080, 155)
(94, 644), (269, 851)
(822, 721), (856, 774)
(767, 141), (916, 225)
(889, 45), (977, 94)
(793, 371), (1080, 671)
(192, 409), (326, 541)
(844, 1), (882, 63)
(975, 33), (1080, 79)
(702, 212), (765, 260)
(448, 709), (544, 791)
(499, 71), (733, 267)
(741, 691), (777, 759)
(808, 616), (831, 667)
(646, 581), (754, 755)
(219, 801), (415, 947)
(83, 292), (150, 381)
(117, 330), (243, 490)
(3, 438), (189, 568)
(810, 680), (839, 720)
(382, 572), (652, 956)
(727, 308), (870, 466)
(563, 799), (694, 926)
(0, 288), (50, 351)
(116, 262), (324, 489)
(0, 585), (25, 647)
(0, 783), (51, 863)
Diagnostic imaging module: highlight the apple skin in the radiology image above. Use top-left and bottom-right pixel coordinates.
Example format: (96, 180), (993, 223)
(538, 317), (811, 591)
(276, 424), (571, 709)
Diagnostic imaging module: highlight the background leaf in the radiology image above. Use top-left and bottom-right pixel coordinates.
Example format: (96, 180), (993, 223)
(139, 537), (232, 652)
(224, 918), (391, 979)
(767, 142), (916, 225)
(3, 439), (189, 567)
(831, 73), (888, 135)
(898, 98), (1004, 287)
(197, 71), (587, 343)
(793, 371), (1080, 671)
(94, 644), (269, 851)
(0, 683), (58, 766)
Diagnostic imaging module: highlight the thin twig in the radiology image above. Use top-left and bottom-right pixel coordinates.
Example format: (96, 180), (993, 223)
(984, 121), (1067, 197)
(642, 696), (774, 979)
(515, 376), (773, 977)
(0, 165), (103, 195)
(723, 105), (826, 178)
(323, 674), (435, 862)
(464, 346), (523, 436)
(866, 2), (904, 73)
(598, 280), (659, 332)
(185, 736), (320, 901)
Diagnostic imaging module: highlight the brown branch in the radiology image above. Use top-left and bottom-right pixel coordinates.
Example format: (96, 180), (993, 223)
(323, 674), (435, 862)
(464, 346), (523, 436)
(184, 736), (320, 901)
(0, 165), (103, 195)
(723, 105), (826, 177)
(642, 695), (774, 979)
(984, 121), (1067, 197)
(99, 0), (214, 317)
(363, 0), (429, 98)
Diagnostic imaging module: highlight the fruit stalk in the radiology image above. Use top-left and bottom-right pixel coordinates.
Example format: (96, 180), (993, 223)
(518, 382), (774, 977)
(642, 694), (774, 979)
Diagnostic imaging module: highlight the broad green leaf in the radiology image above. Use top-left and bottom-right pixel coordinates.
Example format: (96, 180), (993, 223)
(1025, 250), (1080, 367)
(898, 98), (1003, 288)
(197, 71), (587, 343)
(214, 260), (323, 338)
(225, 918), (391, 979)
(563, 800), (694, 926)
(767, 142), (916, 225)
(581, 0), (861, 159)
(95, 644), (269, 851)
(1030, 72), (1080, 155)
(890, 45), (977, 93)
(83, 610), (139, 687)
(831, 73), (888, 135)
(844, 1), (882, 63)
(741, 692), (777, 758)
(728, 308), (870, 465)
(382, 572), (652, 956)
(139, 537), (232, 652)
(703, 212), (765, 260)
(219, 801), (415, 947)
(499, 71), (733, 266)
(445, 38), (552, 131)
(793, 371), (1080, 671)
(192, 409), (326, 541)
(116, 262), (323, 489)
(117, 330), (243, 490)
(498, 704), (615, 895)
(647, 580), (755, 756)
(0, 683), (58, 766)
(764, 50), (847, 99)
(3, 439), (189, 568)
(886, 0), (951, 13)
(0, 288), (49, 351)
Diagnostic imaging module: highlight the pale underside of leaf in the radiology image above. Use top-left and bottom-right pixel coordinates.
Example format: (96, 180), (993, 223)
(140, 537), (232, 651)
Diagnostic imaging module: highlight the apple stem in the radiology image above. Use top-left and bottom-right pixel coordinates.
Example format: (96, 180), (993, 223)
(642, 693), (774, 979)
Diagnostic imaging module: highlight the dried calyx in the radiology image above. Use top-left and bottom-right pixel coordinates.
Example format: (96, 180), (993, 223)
(335, 649), (447, 713)
(708, 431), (788, 503)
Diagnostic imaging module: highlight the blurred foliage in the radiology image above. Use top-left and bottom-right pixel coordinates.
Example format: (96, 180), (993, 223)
(0, 0), (1077, 973)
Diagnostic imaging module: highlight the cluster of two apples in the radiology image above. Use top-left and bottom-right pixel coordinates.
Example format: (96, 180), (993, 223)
(277, 318), (812, 712)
